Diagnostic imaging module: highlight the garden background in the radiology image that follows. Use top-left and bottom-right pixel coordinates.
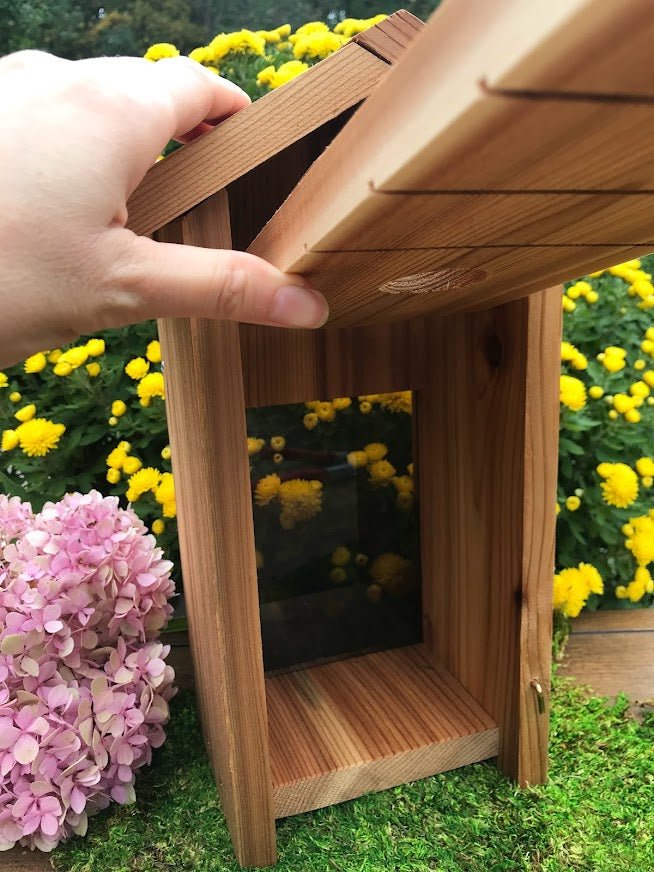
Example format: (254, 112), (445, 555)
(1, 4), (653, 870)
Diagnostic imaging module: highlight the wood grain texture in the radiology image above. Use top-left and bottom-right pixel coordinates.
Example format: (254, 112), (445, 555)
(126, 36), (398, 238)
(1, 849), (50, 872)
(489, 0), (654, 95)
(351, 9), (423, 63)
(416, 287), (560, 786)
(266, 644), (498, 818)
(239, 319), (425, 407)
(559, 610), (654, 703)
(156, 194), (276, 867)
(248, 0), (654, 327)
(572, 609), (654, 633)
(518, 287), (561, 784)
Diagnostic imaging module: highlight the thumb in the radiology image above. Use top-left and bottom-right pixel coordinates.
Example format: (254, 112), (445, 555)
(106, 233), (329, 329)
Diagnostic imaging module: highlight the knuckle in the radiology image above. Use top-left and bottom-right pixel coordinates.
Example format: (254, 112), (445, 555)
(212, 259), (251, 320)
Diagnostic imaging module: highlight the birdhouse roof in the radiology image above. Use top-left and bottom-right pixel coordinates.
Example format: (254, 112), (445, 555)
(126, 11), (422, 239)
(247, 0), (654, 327)
(129, 2), (654, 328)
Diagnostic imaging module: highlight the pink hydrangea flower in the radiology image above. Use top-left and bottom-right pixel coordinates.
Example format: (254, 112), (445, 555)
(0, 491), (176, 852)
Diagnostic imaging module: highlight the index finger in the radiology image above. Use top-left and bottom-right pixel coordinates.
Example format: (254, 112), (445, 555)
(78, 55), (251, 193)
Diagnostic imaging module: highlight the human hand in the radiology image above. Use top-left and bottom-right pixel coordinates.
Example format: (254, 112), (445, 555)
(0, 51), (328, 368)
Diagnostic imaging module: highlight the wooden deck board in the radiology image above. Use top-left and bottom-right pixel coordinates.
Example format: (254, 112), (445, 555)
(558, 610), (654, 703)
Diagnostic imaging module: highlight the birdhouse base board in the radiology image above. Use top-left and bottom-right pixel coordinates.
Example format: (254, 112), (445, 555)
(266, 644), (499, 818)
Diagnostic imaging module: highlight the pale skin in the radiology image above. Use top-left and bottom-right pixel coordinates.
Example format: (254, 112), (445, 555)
(0, 50), (329, 368)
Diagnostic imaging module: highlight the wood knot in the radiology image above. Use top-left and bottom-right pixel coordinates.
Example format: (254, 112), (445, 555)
(378, 268), (486, 296)
(485, 333), (503, 368)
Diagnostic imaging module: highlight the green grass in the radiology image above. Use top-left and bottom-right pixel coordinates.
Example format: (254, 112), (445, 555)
(52, 674), (654, 872)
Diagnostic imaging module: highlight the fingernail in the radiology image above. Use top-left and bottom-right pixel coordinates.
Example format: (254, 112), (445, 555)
(270, 285), (329, 328)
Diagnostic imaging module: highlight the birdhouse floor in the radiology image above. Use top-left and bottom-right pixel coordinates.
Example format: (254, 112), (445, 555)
(265, 643), (499, 818)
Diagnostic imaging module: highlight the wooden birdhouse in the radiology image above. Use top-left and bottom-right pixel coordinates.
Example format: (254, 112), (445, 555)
(126, 3), (654, 866)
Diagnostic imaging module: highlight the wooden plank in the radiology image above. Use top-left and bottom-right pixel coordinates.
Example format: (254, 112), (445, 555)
(572, 609), (654, 633)
(416, 287), (560, 786)
(351, 10), (424, 63)
(517, 287), (561, 784)
(125, 12), (423, 239)
(257, 243), (637, 328)
(248, 0), (654, 326)
(239, 319), (425, 407)
(489, 0), (654, 96)
(559, 613), (654, 703)
(266, 644), (498, 818)
(156, 194), (276, 867)
(2, 849), (50, 871)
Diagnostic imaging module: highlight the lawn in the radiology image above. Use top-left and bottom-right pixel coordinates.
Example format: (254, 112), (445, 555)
(51, 674), (653, 872)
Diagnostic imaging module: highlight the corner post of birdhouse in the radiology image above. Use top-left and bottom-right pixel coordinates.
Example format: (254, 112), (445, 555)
(156, 191), (277, 867)
(416, 286), (562, 787)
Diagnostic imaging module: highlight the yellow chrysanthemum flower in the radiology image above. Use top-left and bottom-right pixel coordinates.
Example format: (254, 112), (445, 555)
(161, 445), (172, 460)
(293, 30), (346, 60)
(368, 459), (396, 486)
(370, 553), (416, 596)
(359, 401), (372, 414)
(8, 392), (21, 403)
(392, 475), (414, 494)
(247, 437), (265, 455)
(14, 404), (36, 423)
(1, 429), (19, 452)
(363, 442), (388, 462)
(86, 338), (105, 357)
(15, 419), (65, 457)
(624, 514), (654, 566)
(552, 568), (586, 617)
(332, 397), (352, 410)
(106, 468), (121, 485)
(125, 357), (150, 380)
(565, 495), (581, 511)
(380, 391), (412, 414)
(144, 42), (180, 62)
(146, 340), (161, 363)
(331, 546), (351, 566)
(578, 563), (603, 596)
(106, 445), (129, 470)
(347, 450), (368, 468)
(126, 467), (161, 502)
(137, 372), (165, 403)
(303, 412), (318, 430)
(334, 14), (387, 37)
(255, 473), (281, 506)
(24, 352), (46, 373)
(316, 401), (335, 422)
(598, 345), (627, 372)
(123, 456), (142, 475)
(58, 346), (89, 369)
(278, 478), (322, 528)
(155, 472), (176, 518)
(152, 519), (165, 535)
(86, 362), (101, 377)
(600, 463), (639, 508)
(111, 400), (127, 417)
(559, 375), (586, 411)
(270, 435), (286, 451)
(290, 21), (329, 41)
(636, 457), (654, 478)
(588, 386), (604, 399)
(0, 372), (8, 388)
(330, 567), (347, 583)
(227, 29), (266, 55)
